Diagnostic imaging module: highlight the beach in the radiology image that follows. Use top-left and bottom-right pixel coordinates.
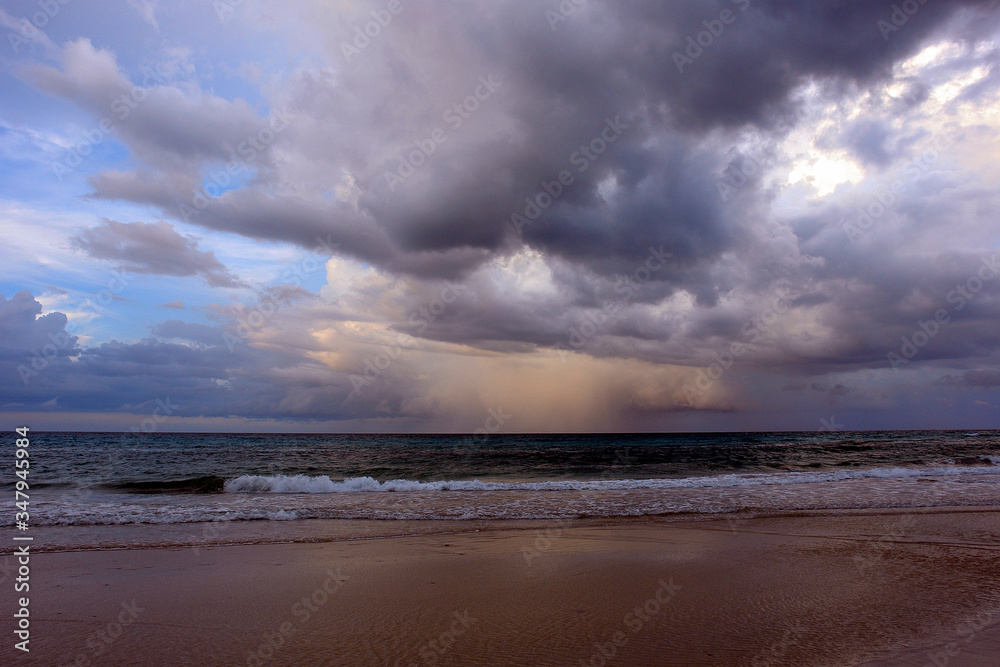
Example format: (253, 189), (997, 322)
(7, 0), (1000, 663)
(4, 507), (999, 666)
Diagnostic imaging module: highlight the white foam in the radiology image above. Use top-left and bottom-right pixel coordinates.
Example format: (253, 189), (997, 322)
(16, 464), (1000, 530)
(222, 474), (485, 493)
(223, 465), (1000, 495)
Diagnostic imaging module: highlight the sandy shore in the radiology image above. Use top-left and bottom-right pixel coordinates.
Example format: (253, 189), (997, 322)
(3, 508), (1000, 666)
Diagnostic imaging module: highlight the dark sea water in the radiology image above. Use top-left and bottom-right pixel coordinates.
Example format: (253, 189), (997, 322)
(6, 431), (1000, 549)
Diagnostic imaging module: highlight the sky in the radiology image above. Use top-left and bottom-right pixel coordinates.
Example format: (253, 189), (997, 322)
(2, 0), (1000, 433)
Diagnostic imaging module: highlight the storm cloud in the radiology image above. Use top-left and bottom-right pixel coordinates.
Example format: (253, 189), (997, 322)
(71, 219), (245, 287)
(2, 0), (1000, 430)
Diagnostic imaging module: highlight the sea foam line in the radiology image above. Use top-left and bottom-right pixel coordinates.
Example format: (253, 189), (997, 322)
(222, 464), (1000, 494)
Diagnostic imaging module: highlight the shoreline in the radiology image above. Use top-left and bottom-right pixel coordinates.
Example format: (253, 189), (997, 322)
(863, 615), (1000, 666)
(7, 504), (1000, 555)
(2, 508), (999, 665)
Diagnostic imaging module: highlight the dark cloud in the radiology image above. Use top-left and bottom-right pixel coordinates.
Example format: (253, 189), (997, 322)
(23, 38), (265, 172)
(0, 293), (315, 417)
(43, 0), (995, 286)
(839, 119), (894, 166)
(0, 291), (81, 401)
(71, 219), (245, 287)
(6, 0), (1000, 429)
(958, 370), (1000, 387)
(0, 291), (77, 358)
(0, 293), (403, 422)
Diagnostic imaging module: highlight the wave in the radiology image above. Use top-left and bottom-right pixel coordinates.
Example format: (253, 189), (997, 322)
(107, 475), (227, 494)
(223, 464), (1000, 494)
(9, 463), (1000, 530)
(17, 507), (306, 527)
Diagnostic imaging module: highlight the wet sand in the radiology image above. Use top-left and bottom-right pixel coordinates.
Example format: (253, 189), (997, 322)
(2, 508), (999, 666)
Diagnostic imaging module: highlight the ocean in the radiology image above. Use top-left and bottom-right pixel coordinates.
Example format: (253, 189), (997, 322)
(8, 430), (1000, 551)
